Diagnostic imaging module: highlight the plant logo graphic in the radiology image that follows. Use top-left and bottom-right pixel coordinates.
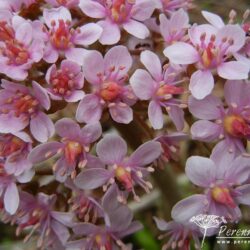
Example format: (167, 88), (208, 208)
(190, 214), (227, 248)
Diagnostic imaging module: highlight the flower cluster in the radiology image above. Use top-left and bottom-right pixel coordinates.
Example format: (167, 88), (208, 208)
(0, 0), (249, 249)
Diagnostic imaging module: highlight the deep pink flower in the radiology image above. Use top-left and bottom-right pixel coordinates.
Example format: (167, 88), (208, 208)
(189, 80), (250, 153)
(45, 0), (79, 8)
(79, 0), (155, 45)
(68, 186), (142, 250)
(155, 0), (193, 13)
(0, 11), (44, 80)
(0, 132), (32, 176)
(174, 148), (250, 222)
(45, 59), (85, 102)
(130, 50), (186, 130)
(0, 80), (54, 143)
(164, 22), (249, 99)
(0, 160), (34, 215)
(75, 134), (162, 202)
(76, 46), (137, 124)
(16, 192), (74, 249)
(28, 118), (102, 181)
(41, 7), (103, 64)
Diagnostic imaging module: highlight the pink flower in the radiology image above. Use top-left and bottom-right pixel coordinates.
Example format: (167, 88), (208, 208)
(174, 148), (250, 222)
(79, 0), (155, 45)
(155, 0), (193, 13)
(159, 9), (189, 46)
(45, 0), (79, 8)
(45, 59), (85, 102)
(16, 192), (74, 249)
(130, 50), (186, 130)
(164, 22), (249, 99)
(68, 186), (142, 250)
(0, 132), (32, 176)
(41, 7), (103, 64)
(0, 11), (44, 80)
(76, 46), (137, 124)
(0, 160), (34, 215)
(154, 217), (201, 250)
(28, 118), (102, 181)
(189, 80), (250, 153)
(75, 134), (162, 202)
(0, 80), (54, 143)
(155, 132), (188, 164)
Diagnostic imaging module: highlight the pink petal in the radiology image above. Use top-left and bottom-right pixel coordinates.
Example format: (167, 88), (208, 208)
(98, 19), (121, 45)
(65, 48), (89, 65)
(140, 50), (162, 81)
(74, 23), (103, 46)
(15, 22), (32, 45)
(224, 80), (250, 107)
(186, 156), (216, 187)
(167, 106), (185, 131)
(79, 0), (106, 18)
(4, 183), (19, 215)
(123, 20), (150, 39)
(217, 61), (250, 80)
(104, 46), (132, 76)
(28, 142), (62, 164)
(75, 168), (112, 189)
(55, 118), (80, 138)
(235, 184), (250, 205)
(191, 120), (221, 141)
(43, 44), (59, 63)
(148, 100), (163, 129)
(132, 0), (155, 21)
(80, 122), (102, 144)
(188, 94), (223, 119)
(64, 90), (85, 102)
(164, 42), (198, 64)
(96, 134), (127, 165)
(171, 194), (207, 222)
(0, 114), (27, 133)
(127, 141), (161, 166)
(216, 25), (245, 53)
(189, 70), (214, 99)
(43, 6), (71, 28)
(32, 81), (50, 110)
(201, 11), (225, 28)
(30, 112), (55, 142)
(109, 103), (133, 124)
(169, 9), (189, 30)
(130, 69), (154, 100)
(81, 51), (104, 84)
(76, 94), (102, 123)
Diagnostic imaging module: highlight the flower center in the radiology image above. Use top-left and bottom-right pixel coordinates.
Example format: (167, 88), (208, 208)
(1, 92), (39, 117)
(50, 19), (72, 50)
(223, 115), (250, 138)
(100, 81), (121, 102)
(108, 0), (134, 23)
(115, 166), (133, 191)
(211, 186), (236, 208)
(95, 234), (112, 250)
(0, 134), (25, 158)
(64, 141), (83, 164)
(50, 68), (76, 96)
(2, 39), (29, 65)
(199, 33), (234, 69)
(0, 21), (15, 42)
(156, 84), (184, 98)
